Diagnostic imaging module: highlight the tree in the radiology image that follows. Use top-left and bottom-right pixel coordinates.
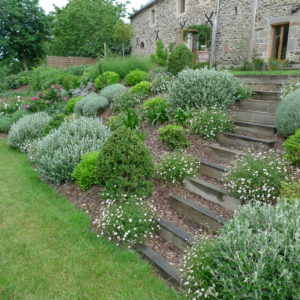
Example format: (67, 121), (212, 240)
(0, 0), (50, 70)
(113, 20), (132, 58)
(49, 0), (126, 57)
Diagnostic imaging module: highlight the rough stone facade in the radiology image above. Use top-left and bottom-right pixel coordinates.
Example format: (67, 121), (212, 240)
(131, 0), (300, 65)
(130, 0), (216, 56)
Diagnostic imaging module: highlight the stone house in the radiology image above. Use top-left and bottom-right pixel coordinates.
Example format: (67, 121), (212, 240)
(130, 0), (300, 65)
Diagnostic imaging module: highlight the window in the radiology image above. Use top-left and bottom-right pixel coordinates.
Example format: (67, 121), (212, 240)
(179, 0), (186, 14)
(150, 8), (156, 25)
(272, 24), (289, 61)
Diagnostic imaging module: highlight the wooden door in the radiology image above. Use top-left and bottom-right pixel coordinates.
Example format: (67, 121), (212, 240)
(272, 24), (289, 61)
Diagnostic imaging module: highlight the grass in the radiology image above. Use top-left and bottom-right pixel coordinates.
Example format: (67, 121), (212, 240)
(0, 138), (184, 300)
(231, 69), (300, 76)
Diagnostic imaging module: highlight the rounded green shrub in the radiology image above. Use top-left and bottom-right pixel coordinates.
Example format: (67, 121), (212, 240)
(94, 71), (121, 89)
(100, 84), (127, 104)
(0, 116), (12, 133)
(32, 117), (110, 183)
(185, 201), (300, 299)
(189, 108), (233, 140)
(129, 81), (151, 97)
(97, 127), (154, 198)
(72, 151), (99, 191)
(142, 97), (169, 125)
(8, 112), (51, 152)
(62, 74), (80, 91)
(169, 68), (242, 109)
(276, 88), (300, 137)
(283, 129), (300, 165)
(82, 96), (108, 117)
(106, 115), (124, 131)
(64, 96), (83, 115)
(167, 44), (193, 75)
(280, 180), (300, 204)
(10, 110), (29, 123)
(159, 124), (190, 150)
(224, 151), (289, 204)
(157, 152), (199, 183)
(125, 69), (148, 86)
(43, 113), (66, 136)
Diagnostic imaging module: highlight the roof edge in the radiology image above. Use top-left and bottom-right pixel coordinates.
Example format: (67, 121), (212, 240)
(129, 0), (158, 19)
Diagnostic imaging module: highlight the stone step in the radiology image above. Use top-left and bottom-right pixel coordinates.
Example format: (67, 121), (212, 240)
(157, 218), (196, 251)
(184, 177), (241, 211)
(244, 82), (282, 92)
(239, 99), (278, 113)
(232, 109), (276, 125)
(134, 243), (181, 287)
(218, 132), (275, 150)
(169, 194), (227, 233)
(252, 90), (280, 101)
(234, 121), (276, 137)
(207, 144), (244, 163)
(200, 160), (227, 181)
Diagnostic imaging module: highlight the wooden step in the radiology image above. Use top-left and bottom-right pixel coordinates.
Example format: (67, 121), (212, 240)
(169, 194), (227, 233)
(218, 132), (275, 150)
(234, 121), (276, 137)
(239, 99), (278, 113)
(200, 160), (227, 181)
(185, 177), (241, 211)
(252, 90), (280, 100)
(134, 244), (181, 287)
(157, 218), (196, 251)
(232, 109), (276, 125)
(207, 144), (244, 163)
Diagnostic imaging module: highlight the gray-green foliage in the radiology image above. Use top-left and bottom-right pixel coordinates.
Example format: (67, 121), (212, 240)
(100, 84), (127, 103)
(8, 112), (51, 152)
(74, 93), (108, 116)
(276, 88), (300, 137)
(32, 117), (110, 183)
(169, 68), (242, 109)
(185, 201), (300, 299)
(0, 116), (12, 133)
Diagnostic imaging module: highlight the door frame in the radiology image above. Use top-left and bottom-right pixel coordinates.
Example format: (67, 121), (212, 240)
(271, 23), (289, 61)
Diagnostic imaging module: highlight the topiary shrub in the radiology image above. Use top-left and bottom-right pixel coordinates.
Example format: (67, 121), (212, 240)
(43, 113), (66, 136)
(157, 152), (199, 183)
(0, 116), (12, 133)
(159, 124), (190, 150)
(31, 117), (110, 183)
(141, 97), (169, 125)
(169, 68), (242, 109)
(97, 127), (154, 198)
(72, 151), (99, 191)
(129, 81), (151, 97)
(167, 44), (193, 75)
(8, 112), (51, 152)
(74, 93), (108, 116)
(223, 151), (289, 204)
(100, 84), (127, 104)
(185, 201), (300, 299)
(94, 71), (121, 89)
(112, 90), (144, 112)
(150, 39), (168, 66)
(189, 108), (233, 140)
(283, 129), (300, 165)
(125, 69), (149, 86)
(64, 96), (83, 115)
(276, 88), (300, 137)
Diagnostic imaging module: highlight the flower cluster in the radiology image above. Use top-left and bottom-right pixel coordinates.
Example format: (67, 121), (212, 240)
(157, 152), (199, 183)
(280, 76), (300, 99)
(150, 72), (174, 95)
(0, 97), (23, 116)
(94, 195), (158, 247)
(223, 150), (290, 204)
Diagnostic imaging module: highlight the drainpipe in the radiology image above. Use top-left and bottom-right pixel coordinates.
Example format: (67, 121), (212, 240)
(248, 0), (258, 61)
(210, 0), (221, 64)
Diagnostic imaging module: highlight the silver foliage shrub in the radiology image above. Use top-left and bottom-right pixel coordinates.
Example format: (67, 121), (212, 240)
(100, 84), (127, 104)
(8, 112), (51, 152)
(32, 117), (110, 183)
(169, 68), (242, 109)
(74, 93), (108, 117)
(185, 200), (300, 299)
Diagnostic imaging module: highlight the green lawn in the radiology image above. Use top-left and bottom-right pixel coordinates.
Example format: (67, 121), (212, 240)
(231, 69), (300, 76)
(0, 138), (184, 300)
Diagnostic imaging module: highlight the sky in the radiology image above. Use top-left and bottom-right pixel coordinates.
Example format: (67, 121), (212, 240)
(39, 0), (148, 17)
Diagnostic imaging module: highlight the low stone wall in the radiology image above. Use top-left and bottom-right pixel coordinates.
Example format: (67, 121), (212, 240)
(47, 56), (98, 68)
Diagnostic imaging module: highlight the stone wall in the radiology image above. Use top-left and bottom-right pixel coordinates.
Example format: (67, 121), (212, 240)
(130, 0), (216, 56)
(215, 0), (300, 65)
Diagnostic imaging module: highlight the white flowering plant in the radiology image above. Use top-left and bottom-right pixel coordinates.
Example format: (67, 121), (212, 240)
(184, 201), (300, 299)
(157, 152), (199, 183)
(150, 72), (174, 95)
(95, 195), (158, 247)
(280, 76), (300, 99)
(223, 150), (290, 204)
(189, 108), (233, 140)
